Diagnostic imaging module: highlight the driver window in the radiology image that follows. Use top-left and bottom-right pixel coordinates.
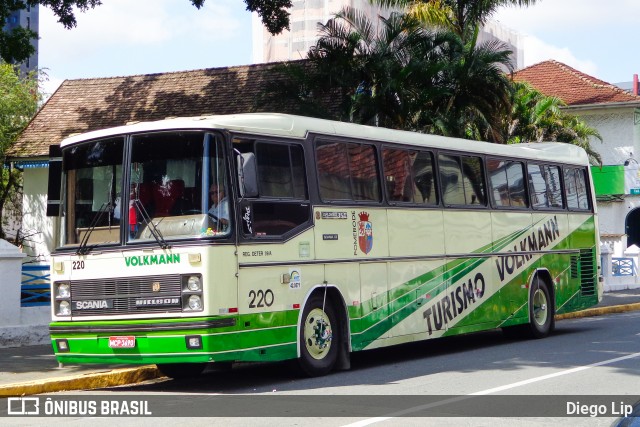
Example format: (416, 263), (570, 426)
(234, 138), (310, 238)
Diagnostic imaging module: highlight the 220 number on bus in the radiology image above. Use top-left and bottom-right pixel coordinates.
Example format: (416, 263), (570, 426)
(248, 289), (274, 308)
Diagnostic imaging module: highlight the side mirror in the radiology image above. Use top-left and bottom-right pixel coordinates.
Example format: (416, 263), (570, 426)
(237, 152), (258, 198)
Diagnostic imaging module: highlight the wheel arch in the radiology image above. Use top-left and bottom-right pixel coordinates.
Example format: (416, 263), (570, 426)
(528, 268), (556, 334)
(297, 284), (351, 369)
(530, 268), (555, 311)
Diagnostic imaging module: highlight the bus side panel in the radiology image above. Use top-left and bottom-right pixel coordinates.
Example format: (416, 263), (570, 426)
(489, 210), (533, 325)
(315, 207), (390, 351)
(530, 212), (569, 310)
(354, 262), (390, 349)
(387, 209), (445, 257)
(385, 259), (446, 341)
(555, 214), (599, 314)
(442, 210), (501, 330)
(330, 262), (373, 351)
(384, 208), (446, 343)
(313, 207), (389, 260)
(236, 233), (323, 362)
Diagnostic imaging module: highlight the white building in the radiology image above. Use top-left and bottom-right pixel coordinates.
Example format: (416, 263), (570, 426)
(515, 60), (640, 287)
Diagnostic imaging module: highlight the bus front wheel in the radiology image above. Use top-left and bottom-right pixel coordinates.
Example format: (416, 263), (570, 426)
(527, 277), (554, 338)
(298, 294), (340, 376)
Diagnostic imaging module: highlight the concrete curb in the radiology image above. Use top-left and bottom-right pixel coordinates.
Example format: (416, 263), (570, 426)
(556, 303), (640, 320)
(0, 365), (162, 398)
(1, 303), (639, 397)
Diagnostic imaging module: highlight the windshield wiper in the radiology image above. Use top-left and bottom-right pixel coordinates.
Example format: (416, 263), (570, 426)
(131, 199), (170, 249)
(76, 202), (112, 255)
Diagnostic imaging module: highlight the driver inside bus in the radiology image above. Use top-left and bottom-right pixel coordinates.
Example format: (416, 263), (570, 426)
(208, 183), (229, 231)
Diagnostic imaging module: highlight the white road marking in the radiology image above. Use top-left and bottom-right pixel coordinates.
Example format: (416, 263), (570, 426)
(341, 351), (640, 426)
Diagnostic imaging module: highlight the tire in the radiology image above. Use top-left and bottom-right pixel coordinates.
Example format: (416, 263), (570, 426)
(527, 277), (554, 338)
(156, 362), (207, 379)
(298, 293), (340, 377)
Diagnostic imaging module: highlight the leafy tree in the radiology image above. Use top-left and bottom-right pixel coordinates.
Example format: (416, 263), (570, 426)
(0, 63), (41, 239)
(259, 8), (513, 142)
(307, 8), (455, 130)
(1, 0), (293, 64)
(259, 9), (454, 129)
(370, 0), (538, 43)
(429, 34), (513, 142)
(505, 81), (602, 165)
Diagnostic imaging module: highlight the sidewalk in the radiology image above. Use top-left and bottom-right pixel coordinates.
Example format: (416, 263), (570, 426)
(1, 288), (640, 397)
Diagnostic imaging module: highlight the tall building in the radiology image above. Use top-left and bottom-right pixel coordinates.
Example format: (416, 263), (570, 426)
(3, 5), (39, 75)
(252, 0), (391, 63)
(477, 19), (523, 71)
(252, 1), (522, 68)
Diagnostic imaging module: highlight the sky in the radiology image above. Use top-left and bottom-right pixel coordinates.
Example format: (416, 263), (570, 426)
(38, 0), (638, 96)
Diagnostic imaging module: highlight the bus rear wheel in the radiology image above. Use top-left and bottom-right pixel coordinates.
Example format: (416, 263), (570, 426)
(298, 294), (340, 377)
(156, 362), (206, 379)
(527, 277), (554, 338)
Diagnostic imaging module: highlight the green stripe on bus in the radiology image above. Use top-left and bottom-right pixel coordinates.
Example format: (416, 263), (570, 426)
(350, 216), (596, 349)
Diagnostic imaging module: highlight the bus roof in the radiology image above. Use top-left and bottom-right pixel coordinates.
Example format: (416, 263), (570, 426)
(60, 113), (591, 166)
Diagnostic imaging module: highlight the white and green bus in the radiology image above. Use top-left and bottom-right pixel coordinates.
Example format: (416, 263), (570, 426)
(47, 113), (602, 378)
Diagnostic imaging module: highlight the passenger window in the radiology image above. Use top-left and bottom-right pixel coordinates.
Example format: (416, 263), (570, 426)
(317, 140), (380, 202)
(256, 143), (307, 199)
(461, 156), (486, 206)
(564, 167), (590, 210)
(529, 164), (564, 209)
(439, 154), (486, 206)
(487, 159), (527, 208)
(546, 165), (563, 208)
(382, 148), (436, 205)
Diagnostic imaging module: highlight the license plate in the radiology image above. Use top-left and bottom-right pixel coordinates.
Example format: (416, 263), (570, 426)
(108, 336), (136, 348)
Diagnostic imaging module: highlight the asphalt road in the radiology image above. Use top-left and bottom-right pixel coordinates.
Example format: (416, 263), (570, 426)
(7, 310), (637, 426)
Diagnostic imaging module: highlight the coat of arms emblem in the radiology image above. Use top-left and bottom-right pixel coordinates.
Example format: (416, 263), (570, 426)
(358, 211), (373, 254)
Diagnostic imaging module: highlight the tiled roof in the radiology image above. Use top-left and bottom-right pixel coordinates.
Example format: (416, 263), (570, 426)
(8, 62), (297, 158)
(513, 60), (640, 106)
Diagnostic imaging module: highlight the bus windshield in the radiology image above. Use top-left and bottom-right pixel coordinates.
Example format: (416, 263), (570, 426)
(60, 131), (230, 248)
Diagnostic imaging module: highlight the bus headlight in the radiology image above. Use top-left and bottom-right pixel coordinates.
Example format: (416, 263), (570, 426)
(188, 295), (202, 311)
(56, 283), (70, 299)
(187, 276), (201, 292)
(181, 274), (203, 312)
(57, 301), (71, 316)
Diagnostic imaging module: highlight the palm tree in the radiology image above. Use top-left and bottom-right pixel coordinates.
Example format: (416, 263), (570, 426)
(429, 35), (514, 142)
(506, 81), (602, 165)
(370, 0), (538, 44)
(258, 7), (516, 141)
(318, 8), (454, 129)
(258, 8), (456, 131)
